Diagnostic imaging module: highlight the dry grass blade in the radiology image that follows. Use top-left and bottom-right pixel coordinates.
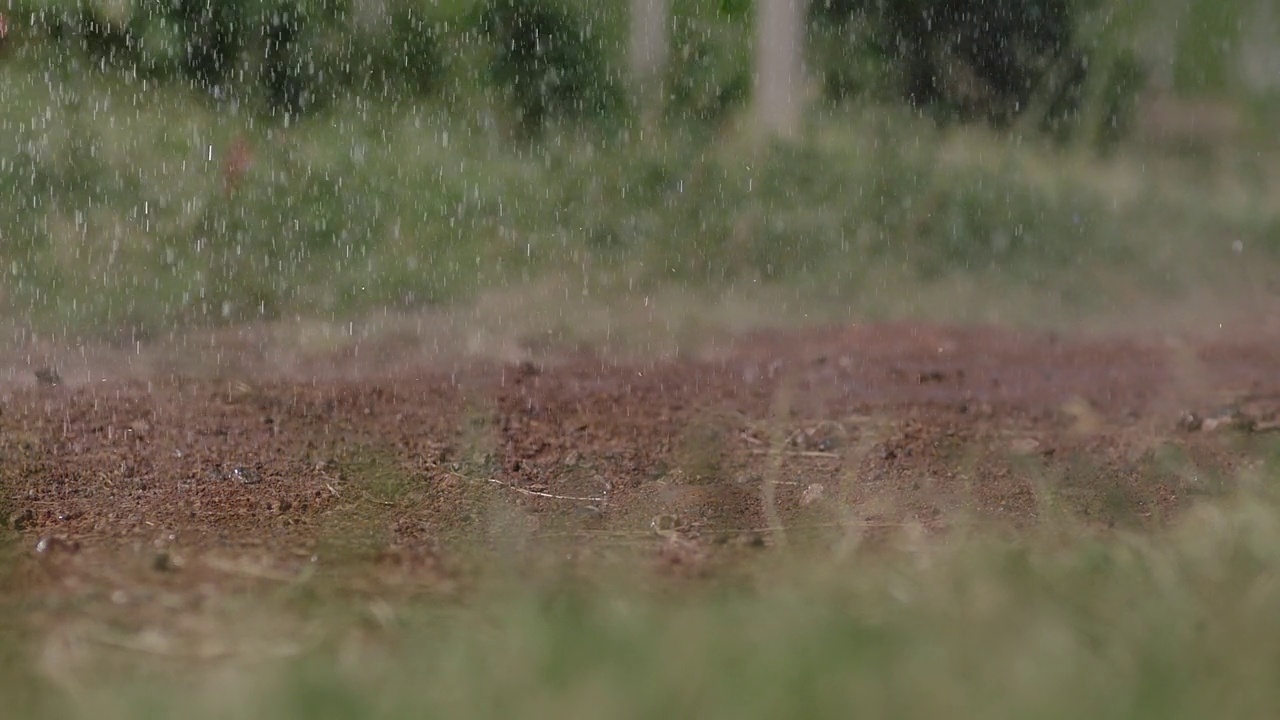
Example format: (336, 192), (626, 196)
(762, 377), (796, 548)
(483, 478), (605, 503)
(447, 471), (605, 503)
(749, 448), (841, 459)
(87, 629), (312, 662)
(358, 490), (398, 507)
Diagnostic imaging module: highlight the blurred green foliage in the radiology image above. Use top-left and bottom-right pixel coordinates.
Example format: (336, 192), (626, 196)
(1173, 0), (1244, 96)
(664, 0), (751, 126)
(0, 0), (1274, 338)
(5, 0), (445, 118)
(807, 0), (1157, 147)
(6, 0), (1264, 143)
(475, 0), (621, 133)
(3, 0), (1159, 137)
(16, 478), (1280, 719)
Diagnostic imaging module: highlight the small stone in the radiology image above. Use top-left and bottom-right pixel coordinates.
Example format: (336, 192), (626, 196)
(34, 535), (78, 555)
(800, 483), (825, 507)
(1009, 437), (1041, 455)
(1202, 416), (1232, 432)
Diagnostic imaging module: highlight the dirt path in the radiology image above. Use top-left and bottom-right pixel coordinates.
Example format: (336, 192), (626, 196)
(4, 321), (1280, 588)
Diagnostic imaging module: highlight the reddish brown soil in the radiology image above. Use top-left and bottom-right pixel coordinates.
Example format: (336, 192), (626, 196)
(4, 321), (1280, 592)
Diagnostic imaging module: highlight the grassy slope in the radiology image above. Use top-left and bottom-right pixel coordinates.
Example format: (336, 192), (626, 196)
(2, 41), (1278, 341)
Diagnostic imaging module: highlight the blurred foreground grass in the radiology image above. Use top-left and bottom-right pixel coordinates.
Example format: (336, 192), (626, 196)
(7, 475), (1280, 718)
(2, 39), (1279, 340)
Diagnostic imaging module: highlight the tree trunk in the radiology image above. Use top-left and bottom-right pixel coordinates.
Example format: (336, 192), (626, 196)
(754, 0), (805, 139)
(629, 0), (670, 124)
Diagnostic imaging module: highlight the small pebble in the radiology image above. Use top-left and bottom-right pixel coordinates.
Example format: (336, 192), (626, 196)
(801, 483), (826, 507)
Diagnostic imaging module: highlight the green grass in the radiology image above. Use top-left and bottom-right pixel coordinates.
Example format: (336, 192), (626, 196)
(7, 476), (1280, 719)
(4, 39), (1280, 340)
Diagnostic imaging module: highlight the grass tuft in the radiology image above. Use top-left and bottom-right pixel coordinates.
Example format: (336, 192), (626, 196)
(8, 480), (1280, 718)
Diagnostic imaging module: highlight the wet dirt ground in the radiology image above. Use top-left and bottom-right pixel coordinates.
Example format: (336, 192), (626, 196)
(5, 320), (1280, 605)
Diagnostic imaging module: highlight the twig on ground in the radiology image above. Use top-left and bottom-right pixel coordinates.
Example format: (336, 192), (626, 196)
(742, 521), (925, 534)
(449, 470), (605, 503)
(87, 632), (234, 660)
(483, 478), (604, 503)
(532, 528), (654, 539)
(762, 379), (794, 548)
(749, 448), (841, 459)
(358, 490), (397, 507)
(88, 630), (311, 662)
(529, 520), (936, 541)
